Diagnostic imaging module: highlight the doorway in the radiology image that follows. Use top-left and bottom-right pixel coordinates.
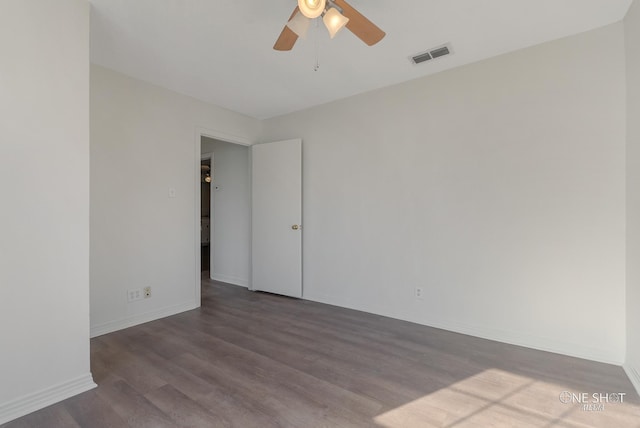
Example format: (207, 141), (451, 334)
(197, 133), (251, 299)
(200, 155), (212, 275)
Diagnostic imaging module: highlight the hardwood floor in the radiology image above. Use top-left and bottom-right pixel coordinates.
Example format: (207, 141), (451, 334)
(3, 278), (640, 427)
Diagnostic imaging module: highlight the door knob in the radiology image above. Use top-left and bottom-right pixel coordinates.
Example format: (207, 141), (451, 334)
(291, 224), (301, 230)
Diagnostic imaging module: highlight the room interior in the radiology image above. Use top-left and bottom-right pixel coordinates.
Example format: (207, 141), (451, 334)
(2, 0), (640, 426)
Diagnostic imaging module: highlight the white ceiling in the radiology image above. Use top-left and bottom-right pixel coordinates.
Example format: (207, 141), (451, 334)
(90, 0), (632, 119)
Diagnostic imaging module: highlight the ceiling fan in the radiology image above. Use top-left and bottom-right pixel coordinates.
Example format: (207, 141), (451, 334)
(274, 0), (385, 51)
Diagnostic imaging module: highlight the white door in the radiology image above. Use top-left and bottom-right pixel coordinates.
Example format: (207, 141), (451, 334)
(252, 139), (302, 297)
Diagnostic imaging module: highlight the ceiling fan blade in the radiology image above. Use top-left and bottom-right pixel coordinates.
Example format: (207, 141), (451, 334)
(333, 0), (385, 46)
(273, 7), (300, 51)
(273, 26), (298, 51)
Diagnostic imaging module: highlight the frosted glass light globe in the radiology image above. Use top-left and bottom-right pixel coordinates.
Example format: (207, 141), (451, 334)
(323, 7), (349, 39)
(298, 0), (326, 19)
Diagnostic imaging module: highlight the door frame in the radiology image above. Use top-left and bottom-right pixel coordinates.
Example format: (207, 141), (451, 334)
(194, 127), (253, 306)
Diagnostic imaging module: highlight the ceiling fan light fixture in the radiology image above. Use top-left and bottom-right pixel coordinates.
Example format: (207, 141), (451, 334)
(286, 11), (311, 38)
(298, 0), (326, 19)
(322, 7), (349, 39)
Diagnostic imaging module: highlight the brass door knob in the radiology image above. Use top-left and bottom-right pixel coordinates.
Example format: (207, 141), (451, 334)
(291, 224), (300, 230)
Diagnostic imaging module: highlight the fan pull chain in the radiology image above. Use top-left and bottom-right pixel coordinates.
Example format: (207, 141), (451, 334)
(313, 17), (320, 71)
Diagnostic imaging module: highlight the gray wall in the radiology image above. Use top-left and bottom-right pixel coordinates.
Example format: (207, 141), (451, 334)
(90, 65), (261, 336)
(625, 0), (640, 391)
(0, 0), (94, 423)
(263, 23), (627, 364)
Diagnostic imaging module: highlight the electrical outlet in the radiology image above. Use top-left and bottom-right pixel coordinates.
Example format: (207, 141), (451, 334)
(143, 286), (152, 298)
(128, 288), (143, 302)
(415, 287), (424, 299)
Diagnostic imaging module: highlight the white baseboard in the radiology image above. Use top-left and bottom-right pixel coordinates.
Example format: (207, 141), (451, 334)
(623, 365), (640, 395)
(0, 373), (96, 425)
(210, 273), (248, 288)
(90, 301), (198, 338)
(304, 291), (623, 366)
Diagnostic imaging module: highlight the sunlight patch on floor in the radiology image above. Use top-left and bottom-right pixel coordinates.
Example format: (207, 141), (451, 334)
(373, 368), (640, 428)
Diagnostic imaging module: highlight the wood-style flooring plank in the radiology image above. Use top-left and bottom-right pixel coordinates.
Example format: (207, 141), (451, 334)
(3, 405), (80, 428)
(62, 390), (130, 428)
(144, 384), (232, 428)
(94, 378), (176, 428)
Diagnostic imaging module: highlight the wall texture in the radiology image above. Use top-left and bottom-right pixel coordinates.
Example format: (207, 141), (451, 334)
(0, 0), (94, 423)
(90, 65), (261, 336)
(263, 23), (627, 364)
(625, 0), (640, 391)
(201, 138), (251, 287)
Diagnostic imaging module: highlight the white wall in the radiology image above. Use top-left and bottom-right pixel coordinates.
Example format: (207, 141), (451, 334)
(0, 0), (95, 423)
(263, 23), (627, 364)
(625, 0), (640, 392)
(201, 138), (251, 287)
(90, 65), (261, 336)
